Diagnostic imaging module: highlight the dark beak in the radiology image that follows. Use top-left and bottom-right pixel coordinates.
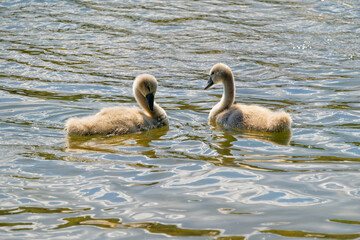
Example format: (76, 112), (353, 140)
(204, 76), (214, 90)
(146, 93), (154, 111)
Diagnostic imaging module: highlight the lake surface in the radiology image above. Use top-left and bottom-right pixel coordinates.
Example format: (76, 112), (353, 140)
(1, 0), (359, 239)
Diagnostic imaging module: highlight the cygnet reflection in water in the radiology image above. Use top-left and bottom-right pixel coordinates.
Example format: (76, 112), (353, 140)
(65, 126), (169, 156)
(211, 123), (292, 146)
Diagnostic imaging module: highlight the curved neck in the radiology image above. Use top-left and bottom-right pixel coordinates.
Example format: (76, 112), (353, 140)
(209, 73), (235, 120)
(220, 75), (235, 109)
(135, 89), (167, 120)
(135, 89), (151, 116)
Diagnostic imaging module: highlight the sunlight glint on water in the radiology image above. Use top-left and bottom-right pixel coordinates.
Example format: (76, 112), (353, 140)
(0, 0), (359, 239)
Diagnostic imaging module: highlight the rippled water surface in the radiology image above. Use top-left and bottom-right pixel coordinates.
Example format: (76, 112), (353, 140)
(1, 0), (360, 239)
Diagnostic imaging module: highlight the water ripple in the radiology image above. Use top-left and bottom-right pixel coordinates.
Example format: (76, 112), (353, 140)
(1, 0), (360, 239)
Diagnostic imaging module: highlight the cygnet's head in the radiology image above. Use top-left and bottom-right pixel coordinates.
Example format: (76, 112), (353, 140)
(205, 63), (233, 90)
(133, 74), (158, 111)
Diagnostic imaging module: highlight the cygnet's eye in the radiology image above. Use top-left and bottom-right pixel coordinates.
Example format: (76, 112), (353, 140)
(143, 83), (151, 92)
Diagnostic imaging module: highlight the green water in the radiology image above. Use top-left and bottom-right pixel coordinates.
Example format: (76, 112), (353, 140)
(0, 0), (359, 239)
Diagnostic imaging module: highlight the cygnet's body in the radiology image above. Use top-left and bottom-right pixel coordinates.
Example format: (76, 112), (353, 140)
(205, 63), (291, 132)
(65, 74), (168, 135)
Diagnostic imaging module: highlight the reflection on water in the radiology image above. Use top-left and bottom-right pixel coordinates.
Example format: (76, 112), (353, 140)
(65, 126), (169, 155)
(55, 215), (221, 237)
(210, 124), (292, 146)
(261, 229), (360, 239)
(0, 207), (90, 215)
(1, 0), (360, 239)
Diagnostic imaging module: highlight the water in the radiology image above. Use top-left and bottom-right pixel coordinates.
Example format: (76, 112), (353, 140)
(0, 0), (359, 239)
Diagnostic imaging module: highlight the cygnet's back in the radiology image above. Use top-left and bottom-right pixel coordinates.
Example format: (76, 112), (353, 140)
(65, 74), (168, 136)
(205, 63), (291, 132)
(215, 104), (291, 132)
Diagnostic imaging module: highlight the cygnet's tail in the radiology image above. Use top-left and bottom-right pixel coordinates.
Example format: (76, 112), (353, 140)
(65, 117), (92, 136)
(268, 111), (292, 132)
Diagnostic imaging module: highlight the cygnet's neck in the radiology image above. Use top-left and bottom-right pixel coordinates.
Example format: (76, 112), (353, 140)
(135, 90), (167, 121)
(221, 74), (235, 108)
(210, 73), (235, 120)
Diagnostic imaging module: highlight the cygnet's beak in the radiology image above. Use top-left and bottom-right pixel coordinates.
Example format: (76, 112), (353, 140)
(204, 76), (214, 90)
(146, 93), (154, 111)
